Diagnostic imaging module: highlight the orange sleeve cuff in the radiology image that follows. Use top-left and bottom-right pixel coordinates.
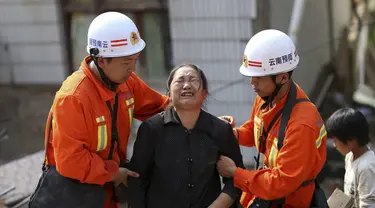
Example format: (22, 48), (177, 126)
(234, 167), (254, 192)
(236, 127), (246, 139)
(105, 160), (119, 182)
(235, 126), (255, 148)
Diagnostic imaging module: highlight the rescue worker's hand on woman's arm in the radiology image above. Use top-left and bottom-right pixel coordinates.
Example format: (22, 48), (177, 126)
(217, 155), (237, 178)
(208, 193), (234, 208)
(218, 116), (239, 140)
(229, 96), (263, 148)
(218, 116), (236, 127)
(112, 167), (139, 187)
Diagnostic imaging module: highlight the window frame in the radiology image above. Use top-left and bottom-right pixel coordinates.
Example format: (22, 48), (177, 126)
(58, 0), (171, 78)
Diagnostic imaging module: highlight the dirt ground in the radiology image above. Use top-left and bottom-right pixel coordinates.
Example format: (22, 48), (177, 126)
(0, 85), (58, 165)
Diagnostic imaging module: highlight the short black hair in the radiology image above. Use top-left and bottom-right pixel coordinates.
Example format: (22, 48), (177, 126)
(326, 108), (370, 146)
(288, 70), (293, 78)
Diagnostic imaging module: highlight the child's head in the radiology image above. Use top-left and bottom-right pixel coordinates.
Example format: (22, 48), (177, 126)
(326, 108), (370, 155)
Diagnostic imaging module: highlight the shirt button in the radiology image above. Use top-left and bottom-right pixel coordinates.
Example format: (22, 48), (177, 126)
(188, 183), (195, 188)
(188, 158), (193, 162)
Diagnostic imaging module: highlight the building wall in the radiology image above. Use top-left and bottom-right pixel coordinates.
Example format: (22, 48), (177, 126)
(270, 0), (351, 94)
(167, 0), (257, 125)
(0, 0), (66, 85)
(167, 0), (258, 166)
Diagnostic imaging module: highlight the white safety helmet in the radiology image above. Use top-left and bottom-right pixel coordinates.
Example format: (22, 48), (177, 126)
(239, 29), (299, 77)
(87, 11), (146, 58)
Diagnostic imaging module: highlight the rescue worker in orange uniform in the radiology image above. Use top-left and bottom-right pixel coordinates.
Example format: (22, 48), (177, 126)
(29, 12), (168, 208)
(217, 29), (327, 207)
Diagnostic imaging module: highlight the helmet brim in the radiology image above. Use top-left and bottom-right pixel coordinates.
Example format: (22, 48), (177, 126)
(87, 39), (146, 58)
(239, 65), (297, 77)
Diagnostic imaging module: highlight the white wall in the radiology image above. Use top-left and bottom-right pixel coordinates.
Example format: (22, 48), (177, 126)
(167, 0), (258, 167)
(168, 0), (257, 125)
(270, 0), (351, 94)
(0, 0), (66, 85)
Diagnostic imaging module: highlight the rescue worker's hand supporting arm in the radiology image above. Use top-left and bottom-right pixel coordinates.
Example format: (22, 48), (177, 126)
(126, 120), (155, 208)
(208, 194), (234, 208)
(218, 116), (236, 127)
(219, 116), (255, 148)
(217, 155), (237, 178)
(130, 73), (169, 121)
(211, 123), (244, 207)
(53, 95), (118, 185)
(112, 167), (139, 187)
(233, 124), (316, 200)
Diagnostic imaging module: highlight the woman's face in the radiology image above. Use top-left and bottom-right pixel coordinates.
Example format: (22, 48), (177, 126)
(169, 66), (207, 110)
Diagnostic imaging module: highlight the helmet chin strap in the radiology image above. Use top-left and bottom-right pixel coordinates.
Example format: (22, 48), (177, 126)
(89, 48), (120, 92)
(260, 75), (287, 107)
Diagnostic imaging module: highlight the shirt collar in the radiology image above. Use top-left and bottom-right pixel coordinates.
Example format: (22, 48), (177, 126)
(162, 107), (213, 131)
(260, 82), (292, 112)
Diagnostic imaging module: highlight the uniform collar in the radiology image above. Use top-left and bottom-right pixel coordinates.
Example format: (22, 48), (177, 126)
(162, 107), (213, 131)
(260, 82), (292, 111)
(81, 56), (126, 101)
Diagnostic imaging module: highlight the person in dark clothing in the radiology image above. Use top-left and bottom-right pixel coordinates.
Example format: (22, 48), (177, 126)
(127, 64), (244, 208)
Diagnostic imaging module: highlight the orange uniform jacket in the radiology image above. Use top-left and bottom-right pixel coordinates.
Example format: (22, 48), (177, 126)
(45, 56), (169, 208)
(234, 84), (327, 208)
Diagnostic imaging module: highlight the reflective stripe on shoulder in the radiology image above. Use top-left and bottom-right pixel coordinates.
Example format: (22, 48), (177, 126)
(96, 116), (108, 151)
(268, 138), (278, 168)
(316, 124), (326, 148)
(126, 98), (134, 126)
